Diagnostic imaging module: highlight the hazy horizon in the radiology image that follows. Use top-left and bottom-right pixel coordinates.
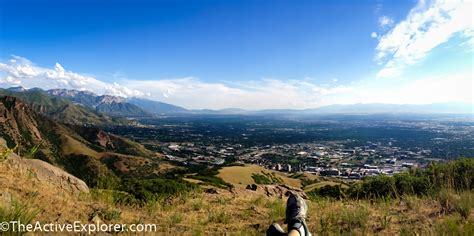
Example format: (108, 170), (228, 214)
(0, 0), (472, 110)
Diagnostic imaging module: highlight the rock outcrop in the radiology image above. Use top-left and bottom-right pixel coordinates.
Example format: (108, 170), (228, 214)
(243, 183), (307, 199)
(263, 184), (308, 199)
(0, 138), (89, 195)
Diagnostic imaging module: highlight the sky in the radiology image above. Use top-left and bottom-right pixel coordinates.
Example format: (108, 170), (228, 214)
(0, 0), (472, 110)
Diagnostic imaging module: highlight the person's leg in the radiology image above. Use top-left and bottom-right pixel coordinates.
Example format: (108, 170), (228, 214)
(285, 193), (311, 236)
(288, 229), (300, 236)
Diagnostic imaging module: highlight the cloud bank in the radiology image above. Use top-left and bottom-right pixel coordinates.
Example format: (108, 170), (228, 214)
(0, 55), (356, 109)
(0, 55), (471, 110)
(0, 56), (144, 98)
(375, 0), (473, 78)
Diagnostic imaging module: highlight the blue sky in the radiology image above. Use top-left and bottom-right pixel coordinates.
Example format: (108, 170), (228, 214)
(0, 0), (472, 109)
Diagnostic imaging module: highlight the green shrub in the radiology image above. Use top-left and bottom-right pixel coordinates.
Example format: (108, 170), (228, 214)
(308, 185), (346, 200)
(348, 159), (474, 200)
(189, 175), (232, 189)
(426, 158), (474, 191)
(251, 171), (282, 185)
(348, 175), (397, 199)
(395, 172), (432, 196)
(61, 154), (120, 190)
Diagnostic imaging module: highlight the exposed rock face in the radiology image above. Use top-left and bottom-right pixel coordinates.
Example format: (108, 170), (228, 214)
(1, 138), (89, 195)
(0, 96), (43, 146)
(242, 183), (307, 199)
(263, 184), (308, 199)
(96, 130), (114, 149)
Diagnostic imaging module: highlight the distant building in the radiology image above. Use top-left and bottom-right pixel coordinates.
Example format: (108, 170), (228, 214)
(297, 151), (308, 156)
(342, 149), (355, 154)
(363, 164), (378, 169)
(320, 168), (340, 177)
(168, 144), (180, 151)
(276, 163), (282, 171)
(402, 162), (415, 168)
(212, 158), (225, 165)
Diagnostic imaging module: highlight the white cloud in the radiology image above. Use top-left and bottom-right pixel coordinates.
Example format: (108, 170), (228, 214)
(371, 32), (378, 38)
(462, 28), (474, 48)
(354, 71), (473, 104)
(0, 56), (357, 109)
(378, 16), (394, 28)
(122, 77), (355, 110)
(375, 0), (473, 78)
(0, 55), (470, 110)
(0, 56), (144, 98)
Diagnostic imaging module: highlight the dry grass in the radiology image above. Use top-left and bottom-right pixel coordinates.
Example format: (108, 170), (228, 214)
(61, 134), (100, 158)
(1, 160), (473, 235)
(0, 160), (94, 223)
(218, 164), (301, 188)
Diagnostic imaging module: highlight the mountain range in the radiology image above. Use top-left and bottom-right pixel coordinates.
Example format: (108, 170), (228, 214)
(0, 87), (188, 121)
(46, 88), (180, 117)
(2, 87), (473, 118)
(0, 95), (157, 188)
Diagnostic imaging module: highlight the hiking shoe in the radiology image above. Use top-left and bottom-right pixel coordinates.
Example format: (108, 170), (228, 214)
(285, 193), (311, 236)
(266, 223), (285, 236)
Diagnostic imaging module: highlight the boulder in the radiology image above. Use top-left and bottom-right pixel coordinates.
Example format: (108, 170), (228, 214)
(6, 155), (90, 194)
(246, 184), (258, 191)
(0, 139), (89, 195)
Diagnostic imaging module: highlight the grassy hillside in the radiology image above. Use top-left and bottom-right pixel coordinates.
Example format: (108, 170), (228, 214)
(1, 158), (473, 235)
(72, 125), (154, 157)
(218, 164), (301, 188)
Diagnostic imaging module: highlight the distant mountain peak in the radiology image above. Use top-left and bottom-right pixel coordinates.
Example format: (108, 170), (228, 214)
(7, 86), (27, 92)
(47, 88), (97, 97)
(98, 95), (127, 104)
